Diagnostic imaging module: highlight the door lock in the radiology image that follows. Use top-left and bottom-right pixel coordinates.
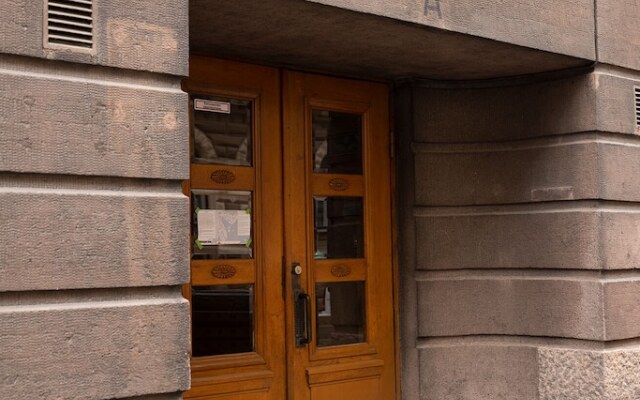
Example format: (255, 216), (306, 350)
(293, 263), (303, 275)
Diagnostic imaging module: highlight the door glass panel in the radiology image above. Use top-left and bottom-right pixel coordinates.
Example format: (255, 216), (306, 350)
(316, 281), (366, 347)
(312, 110), (362, 174)
(192, 285), (254, 357)
(314, 196), (364, 259)
(191, 95), (252, 166)
(192, 190), (252, 259)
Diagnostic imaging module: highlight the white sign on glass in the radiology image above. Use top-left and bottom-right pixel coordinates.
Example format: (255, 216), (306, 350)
(197, 209), (251, 245)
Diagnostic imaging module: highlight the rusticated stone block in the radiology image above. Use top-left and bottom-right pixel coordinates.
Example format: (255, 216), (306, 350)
(0, 297), (190, 400)
(419, 344), (539, 400)
(596, 0), (640, 71)
(413, 72), (639, 144)
(413, 74), (597, 143)
(603, 280), (640, 340)
(0, 0), (187, 75)
(595, 73), (640, 135)
(603, 350), (640, 399)
(538, 348), (605, 399)
(416, 205), (640, 270)
(539, 348), (640, 399)
(0, 71), (188, 179)
(415, 133), (640, 206)
(419, 342), (640, 400)
(308, 0), (595, 60)
(416, 204), (598, 270)
(0, 189), (189, 291)
(414, 139), (598, 206)
(418, 275), (640, 341)
(417, 277), (603, 340)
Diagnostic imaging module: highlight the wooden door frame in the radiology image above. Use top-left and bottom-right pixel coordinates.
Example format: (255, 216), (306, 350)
(182, 56), (401, 400)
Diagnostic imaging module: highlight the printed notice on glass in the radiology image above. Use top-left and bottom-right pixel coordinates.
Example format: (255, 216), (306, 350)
(197, 210), (251, 245)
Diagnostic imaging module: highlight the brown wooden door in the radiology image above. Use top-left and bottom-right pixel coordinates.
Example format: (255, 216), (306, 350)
(183, 57), (396, 400)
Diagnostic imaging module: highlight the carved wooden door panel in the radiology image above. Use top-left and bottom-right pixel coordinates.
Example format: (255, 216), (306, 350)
(183, 58), (396, 400)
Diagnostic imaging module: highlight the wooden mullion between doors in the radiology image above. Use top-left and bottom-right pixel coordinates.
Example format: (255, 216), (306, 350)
(282, 69), (312, 400)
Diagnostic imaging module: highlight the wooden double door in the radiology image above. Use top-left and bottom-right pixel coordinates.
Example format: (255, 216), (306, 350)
(183, 57), (396, 400)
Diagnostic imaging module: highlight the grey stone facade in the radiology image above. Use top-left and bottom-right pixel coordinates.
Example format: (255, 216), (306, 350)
(2, 0), (640, 399)
(0, 1), (190, 399)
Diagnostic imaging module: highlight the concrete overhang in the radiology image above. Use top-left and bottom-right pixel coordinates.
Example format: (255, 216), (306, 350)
(190, 0), (593, 81)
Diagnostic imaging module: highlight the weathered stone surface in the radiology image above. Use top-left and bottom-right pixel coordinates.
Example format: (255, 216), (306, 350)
(538, 348), (604, 399)
(413, 72), (639, 144)
(603, 280), (640, 340)
(599, 211), (640, 270)
(539, 347), (640, 399)
(0, 70), (188, 179)
(595, 73), (640, 135)
(308, 0), (595, 60)
(191, 0), (591, 81)
(596, 0), (640, 71)
(419, 344), (539, 400)
(418, 275), (640, 341)
(415, 135), (640, 206)
(419, 342), (640, 400)
(417, 277), (603, 340)
(0, 188), (189, 291)
(0, 0), (188, 75)
(413, 74), (597, 143)
(0, 297), (190, 400)
(415, 138), (598, 206)
(416, 205), (597, 270)
(416, 205), (640, 270)
(603, 350), (640, 399)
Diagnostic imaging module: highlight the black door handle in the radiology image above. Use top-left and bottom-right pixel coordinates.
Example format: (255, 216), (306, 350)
(295, 291), (312, 347)
(292, 262), (312, 347)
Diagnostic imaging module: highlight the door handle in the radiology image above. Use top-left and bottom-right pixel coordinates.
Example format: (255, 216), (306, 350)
(292, 262), (312, 347)
(296, 291), (312, 346)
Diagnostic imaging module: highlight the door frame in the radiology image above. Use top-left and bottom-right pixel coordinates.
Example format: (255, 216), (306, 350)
(182, 56), (401, 400)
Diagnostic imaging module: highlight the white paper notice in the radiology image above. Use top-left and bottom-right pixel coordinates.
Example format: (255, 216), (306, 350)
(197, 209), (251, 245)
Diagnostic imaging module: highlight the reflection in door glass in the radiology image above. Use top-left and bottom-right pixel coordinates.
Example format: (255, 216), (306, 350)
(192, 285), (254, 357)
(314, 196), (364, 259)
(191, 190), (253, 259)
(316, 281), (366, 347)
(191, 95), (252, 166)
(312, 110), (362, 174)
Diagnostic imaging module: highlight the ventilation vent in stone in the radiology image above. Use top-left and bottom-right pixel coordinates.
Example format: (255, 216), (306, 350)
(46, 0), (93, 49)
(636, 86), (640, 128)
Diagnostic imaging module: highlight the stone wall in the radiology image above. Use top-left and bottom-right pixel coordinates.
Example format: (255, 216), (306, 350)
(2, 1), (640, 399)
(0, 1), (190, 399)
(398, 66), (640, 399)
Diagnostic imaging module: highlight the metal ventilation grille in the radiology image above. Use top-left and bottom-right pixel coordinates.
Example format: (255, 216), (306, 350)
(46, 0), (93, 49)
(635, 86), (640, 128)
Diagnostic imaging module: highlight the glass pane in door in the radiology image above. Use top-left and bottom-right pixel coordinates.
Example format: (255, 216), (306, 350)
(312, 110), (362, 174)
(192, 95), (252, 166)
(313, 196), (364, 259)
(315, 281), (366, 347)
(191, 285), (254, 357)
